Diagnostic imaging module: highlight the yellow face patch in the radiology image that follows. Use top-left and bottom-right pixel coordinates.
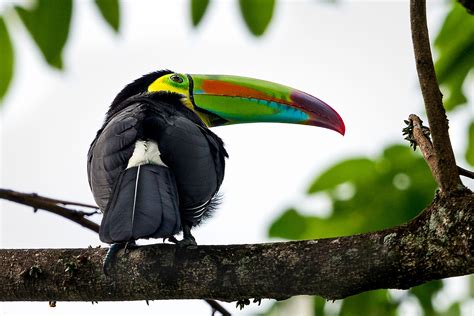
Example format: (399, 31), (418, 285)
(148, 73), (191, 107)
(147, 73), (211, 126)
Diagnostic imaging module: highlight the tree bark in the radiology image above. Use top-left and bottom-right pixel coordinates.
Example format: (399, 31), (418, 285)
(1, 192), (472, 302)
(410, 0), (464, 195)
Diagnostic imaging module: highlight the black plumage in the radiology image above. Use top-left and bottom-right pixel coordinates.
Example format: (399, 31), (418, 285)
(88, 73), (227, 245)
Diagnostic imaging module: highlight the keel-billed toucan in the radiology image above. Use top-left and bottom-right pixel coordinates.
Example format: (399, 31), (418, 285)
(87, 70), (345, 273)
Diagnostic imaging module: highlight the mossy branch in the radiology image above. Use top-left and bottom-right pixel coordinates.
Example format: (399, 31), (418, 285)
(1, 192), (472, 302)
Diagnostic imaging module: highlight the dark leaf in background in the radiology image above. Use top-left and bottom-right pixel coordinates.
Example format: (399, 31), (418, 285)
(0, 16), (14, 102)
(191, 0), (210, 27)
(466, 121), (474, 166)
(339, 290), (398, 316)
(268, 208), (307, 239)
(94, 0), (120, 32)
(313, 296), (326, 316)
(239, 0), (275, 36)
(434, 2), (474, 111)
(15, 0), (73, 69)
(409, 280), (443, 316)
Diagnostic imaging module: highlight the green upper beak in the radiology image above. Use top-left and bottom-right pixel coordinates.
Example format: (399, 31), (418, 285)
(188, 74), (345, 135)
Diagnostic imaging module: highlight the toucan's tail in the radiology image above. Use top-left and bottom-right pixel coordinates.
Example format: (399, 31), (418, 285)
(99, 164), (181, 244)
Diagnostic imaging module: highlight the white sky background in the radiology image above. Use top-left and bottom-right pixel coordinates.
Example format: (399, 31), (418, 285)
(1, 0), (472, 315)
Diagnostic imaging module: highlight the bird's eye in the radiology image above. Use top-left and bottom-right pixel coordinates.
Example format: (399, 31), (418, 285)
(170, 74), (184, 84)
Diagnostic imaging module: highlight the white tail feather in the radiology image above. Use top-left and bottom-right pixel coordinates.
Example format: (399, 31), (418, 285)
(131, 164), (141, 230)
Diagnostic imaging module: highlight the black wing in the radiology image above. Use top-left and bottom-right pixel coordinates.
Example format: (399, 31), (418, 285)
(87, 105), (144, 210)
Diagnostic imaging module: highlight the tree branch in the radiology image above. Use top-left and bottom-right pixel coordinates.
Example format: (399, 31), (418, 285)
(0, 189), (100, 233)
(0, 192), (472, 302)
(410, 0), (464, 195)
(404, 115), (474, 182)
(458, 166), (474, 179)
(0, 188), (231, 315)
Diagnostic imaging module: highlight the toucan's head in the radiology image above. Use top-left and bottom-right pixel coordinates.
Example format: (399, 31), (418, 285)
(110, 70), (345, 135)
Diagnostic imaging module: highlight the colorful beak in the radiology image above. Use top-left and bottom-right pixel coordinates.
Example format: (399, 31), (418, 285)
(188, 74), (345, 135)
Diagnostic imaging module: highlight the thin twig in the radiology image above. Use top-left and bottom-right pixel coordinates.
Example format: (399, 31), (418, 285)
(410, 0), (464, 194)
(405, 114), (441, 186)
(32, 196), (99, 210)
(0, 188), (100, 233)
(205, 299), (232, 316)
(458, 166), (474, 179)
(404, 115), (474, 183)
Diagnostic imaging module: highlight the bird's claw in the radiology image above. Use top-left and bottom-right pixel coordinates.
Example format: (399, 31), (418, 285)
(253, 298), (262, 306)
(176, 236), (197, 249)
(164, 236), (180, 244)
(164, 236), (197, 248)
(174, 223), (198, 249)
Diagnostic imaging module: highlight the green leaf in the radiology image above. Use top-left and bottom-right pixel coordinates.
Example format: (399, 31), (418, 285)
(339, 290), (398, 316)
(270, 144), (436, 240)
(466, 121), (474, 166)
(434, 2), (474, 111)
(308, 158), (376, 194)
(94, 0), (120, 32)
(313, 296), (326, 316)
(0, 16), (14, 102)
(191, 0), (210, 27)
(16, 0), (73, 69)
(409, 280), (443, 316)
(439, 302), (461, 316)
(268, 208), (307, 239)
(239, 0), (275, 36)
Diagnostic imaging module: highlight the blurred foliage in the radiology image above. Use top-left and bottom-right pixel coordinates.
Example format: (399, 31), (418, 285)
(239, 0), (275, 36)
(467, 122), (474, 166)
(15, 0), (73, 69)
(269, 145), (436, 239)
(190, 0), (275, 36)
(0, 0), (120, 103)
(191, 0), (210, 27)
(95, 0), (120, 32)
(339, 290), (399, 316)
(434, 1), (474, 112)
(0, 16), (14, 102)
(0, 0), (278, 102)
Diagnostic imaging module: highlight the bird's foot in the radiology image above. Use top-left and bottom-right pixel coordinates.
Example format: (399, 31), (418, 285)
(166, 235), (197, 249)
(235, 298), (262, 310)
(176, 236), (197, 249)
(103, 241), (137, 276)
(167, 223), (198, 249)
(123, 240), (138, 253)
